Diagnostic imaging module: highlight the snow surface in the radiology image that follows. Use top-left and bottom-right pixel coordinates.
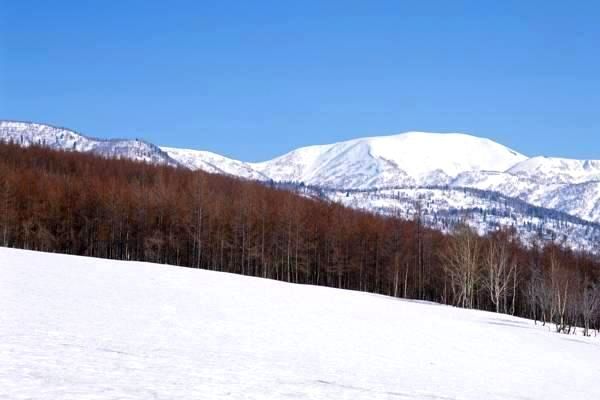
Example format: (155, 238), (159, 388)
(2, 247), (599, 400)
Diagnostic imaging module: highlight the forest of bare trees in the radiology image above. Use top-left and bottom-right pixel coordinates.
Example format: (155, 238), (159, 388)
(1, 142), (599, 334)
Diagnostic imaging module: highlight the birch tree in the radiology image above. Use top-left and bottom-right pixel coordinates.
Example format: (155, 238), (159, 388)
(442, 225), (481, 309)
(483, 238), (517, 313)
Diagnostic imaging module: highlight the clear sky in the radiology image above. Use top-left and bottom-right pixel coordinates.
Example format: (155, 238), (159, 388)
(0, 0), (598, 161)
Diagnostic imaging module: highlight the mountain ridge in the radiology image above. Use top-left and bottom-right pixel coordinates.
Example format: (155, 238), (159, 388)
(0, 120), (180, 167)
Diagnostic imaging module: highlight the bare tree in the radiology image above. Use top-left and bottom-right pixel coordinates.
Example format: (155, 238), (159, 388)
(483, 238), (517, 313)
(548, 251), (570, 333)
(523, 265), (542, 324)
(581, 279), (600, 336)
(442, 225), (481, 309)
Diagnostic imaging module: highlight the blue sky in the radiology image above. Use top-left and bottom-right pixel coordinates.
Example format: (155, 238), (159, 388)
(1, 1), (598, 161)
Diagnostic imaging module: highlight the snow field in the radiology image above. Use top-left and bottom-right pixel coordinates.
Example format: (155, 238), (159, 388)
(1, 247), (599, 399)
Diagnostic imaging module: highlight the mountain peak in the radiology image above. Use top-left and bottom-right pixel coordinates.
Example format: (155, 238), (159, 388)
(252, 131), (527, 188)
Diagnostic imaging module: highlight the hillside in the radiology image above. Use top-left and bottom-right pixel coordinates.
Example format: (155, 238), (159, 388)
(1, 247), (599, 400)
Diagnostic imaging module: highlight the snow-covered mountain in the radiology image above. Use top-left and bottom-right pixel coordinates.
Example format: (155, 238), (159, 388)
(2, 121), (599, 251)
(160, 131), (600, 229)
(3, 247), (600, 399)
(251, 132), (528, 188)
(0, 121), (179, 167)
(246, 133), (600, 226)
(161, 131), (600, 228)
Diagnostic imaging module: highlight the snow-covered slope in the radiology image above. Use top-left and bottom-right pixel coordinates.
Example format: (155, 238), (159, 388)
(451, 170), (600, 222)
(251, 132), (527, 188)
(322, 186), (600, 253)
(508, 156), (600, 184)
(0, 121), (179, 167)
(161, 146), (268, 181)
(2, 247), (599, 400)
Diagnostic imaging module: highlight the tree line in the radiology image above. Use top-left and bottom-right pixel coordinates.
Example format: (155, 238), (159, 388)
(1, 142), (599, 334)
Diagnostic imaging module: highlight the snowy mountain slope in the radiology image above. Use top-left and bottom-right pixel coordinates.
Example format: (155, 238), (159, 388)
(251, 132), (527, 188)
(161, 146), (269, 181)
(508, 156), (600, 184)
(450, 170), (600, 222)
(248, 134), (600, 224)
(249, 132), (600, 225)
(0, 121), (179, 167)
(542, 181), (600, 222)
(2, 247), (599, 400)
(319, 186), (600, 253)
